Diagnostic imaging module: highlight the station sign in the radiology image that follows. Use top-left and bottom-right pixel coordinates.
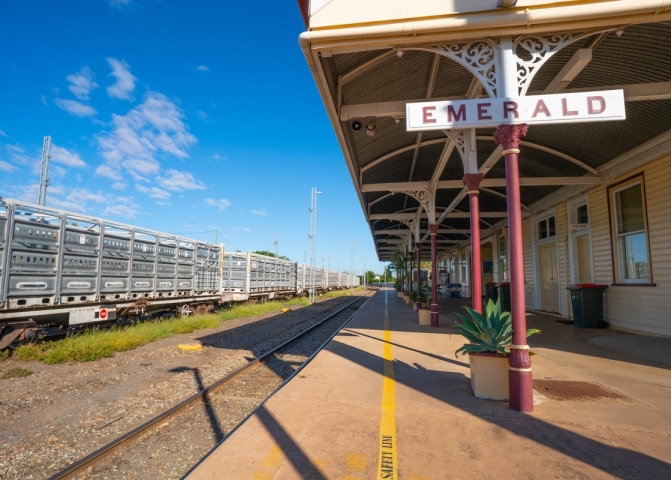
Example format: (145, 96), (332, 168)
(406, 90), (626, 131)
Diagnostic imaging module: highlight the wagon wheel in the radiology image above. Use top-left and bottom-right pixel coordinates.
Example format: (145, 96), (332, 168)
(179, 304), (192, 317)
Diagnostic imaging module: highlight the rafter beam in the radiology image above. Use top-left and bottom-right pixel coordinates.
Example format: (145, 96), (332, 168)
(361, 139), (446, 173)
(544, 48), (592, 94)
(362, 177), (604, 192)
(370, 212), (508, 220)
(374, 228), (474, 235)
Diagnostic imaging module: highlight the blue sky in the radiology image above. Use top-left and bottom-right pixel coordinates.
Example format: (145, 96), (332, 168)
(0, 0), (387, 275)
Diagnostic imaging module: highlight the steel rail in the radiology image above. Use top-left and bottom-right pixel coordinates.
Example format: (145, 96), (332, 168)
(47, 295), (368, 480)
(180, 291), (374, 479)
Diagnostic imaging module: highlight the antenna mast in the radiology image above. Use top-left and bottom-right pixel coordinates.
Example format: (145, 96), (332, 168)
(350, 238), (355, 291)
(38, 136), (52, 206)
(273, 234), (279, 258)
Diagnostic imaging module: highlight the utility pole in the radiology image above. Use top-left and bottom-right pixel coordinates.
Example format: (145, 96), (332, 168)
(308, 187), (322, 303)
(328, 255), (331, 270)
(38, 136), (52, 206)
(363, 258), (367, 288)
(273, 234), (279, 258)
(215, 228), (219, 245)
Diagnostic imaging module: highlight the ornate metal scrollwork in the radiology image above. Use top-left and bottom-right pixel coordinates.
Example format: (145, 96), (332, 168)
(515, 29), (615, 96)
(440, 39), (499, 98)
(443, 129), (465, 161)
(403, 190), (431, 215)
(407, 39), (500, 98)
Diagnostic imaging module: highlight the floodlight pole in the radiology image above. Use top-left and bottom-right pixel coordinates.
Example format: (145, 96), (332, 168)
(38, 136), (52, 206)
(308, 187), (322, 304)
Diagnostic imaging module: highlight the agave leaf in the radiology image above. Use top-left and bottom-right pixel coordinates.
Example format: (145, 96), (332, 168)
(479, 332), (494, 346)
(453, 325), (482, 344)
(526, 328), (541, 337)
(463, 306), (487, 326)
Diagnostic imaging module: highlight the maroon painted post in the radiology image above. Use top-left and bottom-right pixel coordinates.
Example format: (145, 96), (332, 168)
(415, 243), (422, 310)
(463, 173), (485, 314)
(409, 253), (413, 295)
(494, 124), (533, 413)
(429, 224), (439, 326)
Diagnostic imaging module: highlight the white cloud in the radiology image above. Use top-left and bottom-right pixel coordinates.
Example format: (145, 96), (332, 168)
(41, 95), (48, 106)
(136, 183), (171, 199)
(198, 110), (209, 121)
(205, 198), (231, 212)
(210, 153), (227, 162)
(112, 182), (126, 190)
(66, 66), (98, 100)
(106, 58), (137, 100)
(110, 0), (133, 7)
(95, 164), (122, 180)
(0, 129), (7, 137)
(0, 160), (15, 172)
(50, 145), (86, 168)
(250, 209), (267, 216)
(157, 169), (204, 191)
(232, 226), (251, 232)
(104, 203), (137, 218)
(55, 99), (97, 117)
(97, 92), (197, 181)
(196, 66), (209, 72)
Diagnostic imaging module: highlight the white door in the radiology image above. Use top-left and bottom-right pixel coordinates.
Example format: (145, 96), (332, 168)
(577, 235), (592, 284)
(539, 242), (559, 312)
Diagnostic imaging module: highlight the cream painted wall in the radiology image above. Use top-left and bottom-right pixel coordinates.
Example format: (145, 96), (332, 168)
(588, 153), (671, 337)
(310, 0), (584, 29)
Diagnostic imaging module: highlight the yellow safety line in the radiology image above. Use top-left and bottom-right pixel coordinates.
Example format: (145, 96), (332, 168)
(377, 289), (398, 480)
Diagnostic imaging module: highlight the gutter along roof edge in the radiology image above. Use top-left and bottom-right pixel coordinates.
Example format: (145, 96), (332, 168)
(299, 1), (671, 51)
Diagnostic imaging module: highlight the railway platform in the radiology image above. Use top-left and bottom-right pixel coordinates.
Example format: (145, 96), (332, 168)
(187, 288), (671, 479)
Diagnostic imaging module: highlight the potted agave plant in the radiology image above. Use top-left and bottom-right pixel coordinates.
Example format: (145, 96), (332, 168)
(454, 300), (539, 401)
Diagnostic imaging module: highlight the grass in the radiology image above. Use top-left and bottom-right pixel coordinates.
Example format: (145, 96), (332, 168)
(7, 288), (362, 365)
(0, 367), (34, 379)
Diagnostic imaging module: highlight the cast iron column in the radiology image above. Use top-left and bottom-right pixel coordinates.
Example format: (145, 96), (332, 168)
(409, 253), (413, 296)
(415, 243), (422, 310)
(494, 124), (533, 413)
(429, 224), (439, 326)
(463, 173), (485, 314)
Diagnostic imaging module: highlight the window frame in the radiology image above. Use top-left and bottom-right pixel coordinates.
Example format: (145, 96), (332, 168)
(536, 214), (557, 244)
(608, 174), (654, 285)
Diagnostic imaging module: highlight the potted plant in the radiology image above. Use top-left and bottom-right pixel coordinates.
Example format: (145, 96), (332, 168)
(453, 300), (539, 401)
(419, 283), (429, 308)
(409, 289), (418, 309)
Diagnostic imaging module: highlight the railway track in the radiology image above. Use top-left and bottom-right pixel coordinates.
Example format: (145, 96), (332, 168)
(47, 293), (372, 479)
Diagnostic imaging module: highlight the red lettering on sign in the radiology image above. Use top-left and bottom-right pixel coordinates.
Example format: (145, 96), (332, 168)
(503, 101), (519, 120)
(532, 99), (551, 118)
(477, 102), (492, 121)
(562, 98), (578, 116)
(587, 96), (606, 114)
(422, 106), (437, 124)
(99, 309), (108, 320)
(447, 104), (466, 122)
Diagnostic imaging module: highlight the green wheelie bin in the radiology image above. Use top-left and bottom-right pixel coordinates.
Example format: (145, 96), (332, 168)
(495, 282), (511, 313)
(567, 284), (608, 328)
(485, 282), (498, 306)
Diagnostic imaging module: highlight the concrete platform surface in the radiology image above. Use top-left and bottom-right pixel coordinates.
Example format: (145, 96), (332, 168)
(187, 289), (671, 480)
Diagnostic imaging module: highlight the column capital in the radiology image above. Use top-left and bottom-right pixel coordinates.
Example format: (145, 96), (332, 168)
(493, 124), (528, 152)
(462, 173), (485, 193)
(429, 224), (439, 235)
(415, 242), (422, 249)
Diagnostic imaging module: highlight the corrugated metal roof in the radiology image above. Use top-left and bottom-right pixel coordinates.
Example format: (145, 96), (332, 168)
(323, 22), (671, 258)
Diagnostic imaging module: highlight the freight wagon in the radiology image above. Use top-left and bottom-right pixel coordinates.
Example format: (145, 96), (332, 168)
(0, 198), (360, 348)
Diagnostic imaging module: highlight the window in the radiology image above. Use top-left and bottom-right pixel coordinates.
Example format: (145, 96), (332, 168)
(611, 178), (651, 283)
(577, 204), (589, 224)
(537, 216), (556, 241)
(498, 235), (508, 282)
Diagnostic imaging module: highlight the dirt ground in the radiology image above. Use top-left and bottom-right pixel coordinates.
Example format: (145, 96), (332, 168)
(0, 294), (366, 479)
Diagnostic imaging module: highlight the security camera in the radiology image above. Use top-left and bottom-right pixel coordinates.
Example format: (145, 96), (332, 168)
(351, 119), (363, 131)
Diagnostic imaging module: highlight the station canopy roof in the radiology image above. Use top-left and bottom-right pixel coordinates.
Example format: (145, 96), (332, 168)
(307, 20), (671, 261)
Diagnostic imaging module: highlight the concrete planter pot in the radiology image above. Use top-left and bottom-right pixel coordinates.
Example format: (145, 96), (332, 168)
(404, 295), (412, 305)
(397, 291), (403, 298)
(468, 352), (509, 401)
(421, 302), (428, 308)
(418, 308), (431, 326)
